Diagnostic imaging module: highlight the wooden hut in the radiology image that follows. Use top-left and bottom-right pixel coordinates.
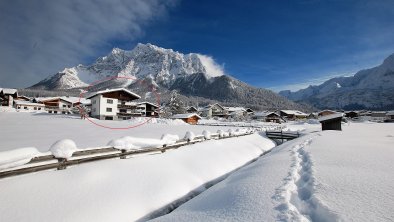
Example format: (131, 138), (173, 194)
(318, 113), (343, 131)
(171, 113), (202, 125)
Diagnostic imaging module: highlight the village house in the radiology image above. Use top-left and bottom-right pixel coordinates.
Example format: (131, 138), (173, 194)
(386, 111), (394, 122)
(252, 111), (282, 123)
(371, 111), (387, 122)
(345, 111), (359, 119)
(136, 102), (159, 117)
(36, 97), (74, 114)
(171, 113), (201, 125)
(87, 88), (141, 120)
(226, 107), (247, 118)
(15, 101), (45, 111)
(186, 106), (198, 113)
(280, 110), (308, 120)
(318, 110), (339, 117)
(199, 103), (228, 118)
(0, 88), (18, 107)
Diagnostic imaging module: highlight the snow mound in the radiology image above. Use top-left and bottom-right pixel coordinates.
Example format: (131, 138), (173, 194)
(107, 136), (164, 150)
(202, 130), (211, 140)
(161, 134), (180, 146)
(217, 130), (226, 137)
(50, 139), (78, 159)
(184, 131), (196, 141)
(0, 147), (41, 170)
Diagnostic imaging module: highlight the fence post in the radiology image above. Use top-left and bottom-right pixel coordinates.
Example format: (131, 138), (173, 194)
(120, 149), (126, 159)
(57, 158), (67, 170)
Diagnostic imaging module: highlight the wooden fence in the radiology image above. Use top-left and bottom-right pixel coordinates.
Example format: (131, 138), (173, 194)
(265, 130), (300, 143)
(0, 130), (257, 179)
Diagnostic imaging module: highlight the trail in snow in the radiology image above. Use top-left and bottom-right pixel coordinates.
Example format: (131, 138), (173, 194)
(273, 138), (339, 222)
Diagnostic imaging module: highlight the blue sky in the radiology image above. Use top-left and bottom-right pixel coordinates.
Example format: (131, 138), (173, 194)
(1, 0), (394, 91)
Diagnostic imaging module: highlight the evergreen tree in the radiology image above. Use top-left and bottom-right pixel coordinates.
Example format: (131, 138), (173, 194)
(169, 90), (186, 115)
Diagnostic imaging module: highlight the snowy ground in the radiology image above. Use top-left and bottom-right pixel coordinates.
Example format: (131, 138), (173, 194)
(1, 111), (392, 221)
(153, 122), (394, 222)
(0, 112), (246, 152)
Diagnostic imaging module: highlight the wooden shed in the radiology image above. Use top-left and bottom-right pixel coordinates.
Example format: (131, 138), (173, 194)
(171, 113), (202, 125)
(318, 113), (343, 131)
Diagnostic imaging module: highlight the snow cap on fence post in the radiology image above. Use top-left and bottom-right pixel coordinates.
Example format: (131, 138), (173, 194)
(217, 129), (225, 138)
(184, 131), (195, 142)
(202, 130), (211, 140)
(49, 139), (78, 160)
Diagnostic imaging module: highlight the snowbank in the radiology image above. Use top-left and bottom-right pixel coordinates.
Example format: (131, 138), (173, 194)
(0, 133), (275, 222)
(49, 139), (78, 159)
(0, 147), (41, 170)
(107, 136), (164, 150)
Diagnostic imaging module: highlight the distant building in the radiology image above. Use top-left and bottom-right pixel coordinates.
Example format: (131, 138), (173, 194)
(345, 111), (359, 119)
(318, 110), (339, 117)
(226, 107), (247, 118)
(186, 106), (198, 113)
(171, 113), (202, 125)
(386, 111), (394, 122)
(136, 102), (159, 117)
(0, 88), (18, 107)
(39, 97), (73, 114)
(253, 111), (282, 123)
(87, 88), (141, 120)
(319, 113), (343, 131)
(15, 101), (45, 111)
(199, 103), (228, 118)
(280, 110), (308, 120)
(371, 111), (387, 122)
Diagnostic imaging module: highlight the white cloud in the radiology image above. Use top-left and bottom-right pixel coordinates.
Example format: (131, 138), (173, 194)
(196, 54), (225, 78)
(0, 0), (176, 88)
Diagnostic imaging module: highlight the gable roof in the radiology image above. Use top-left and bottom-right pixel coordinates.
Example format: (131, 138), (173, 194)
(226, 107), (247, 112)
(137, 101), (159, 108)
(318, 113), (344, 122)
(86, 88), (141, 99)
(1, 88), (17, 95)
(281, 110), (308, 116)
(171, 113), (202, 119)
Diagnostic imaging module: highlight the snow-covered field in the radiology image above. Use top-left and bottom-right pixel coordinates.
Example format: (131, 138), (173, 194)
(153, 122), (394, 222)
(0, 112), (246, 152)
(1, 111), (392, 221)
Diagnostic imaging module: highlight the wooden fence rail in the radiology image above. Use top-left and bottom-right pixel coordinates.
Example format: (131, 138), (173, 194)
(0, 131), (257, 179)
(265, 130), (300, 143)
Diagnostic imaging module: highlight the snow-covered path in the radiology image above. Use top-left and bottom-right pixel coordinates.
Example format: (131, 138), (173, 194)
(154, 122), (394, 222)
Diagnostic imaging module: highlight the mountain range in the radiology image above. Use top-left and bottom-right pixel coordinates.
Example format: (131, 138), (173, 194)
(29, 43), (306, 111)
(279, 54), (394, 110)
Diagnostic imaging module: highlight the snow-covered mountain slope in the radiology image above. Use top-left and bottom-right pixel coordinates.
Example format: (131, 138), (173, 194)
(30, 43), (224, 89)
(279, 53), (394, 110)
(29, 43), (307, 111)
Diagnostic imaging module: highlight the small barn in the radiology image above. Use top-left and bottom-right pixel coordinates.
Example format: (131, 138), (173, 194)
(171, 113), (202, 125)
(186, 106), (198, 113)
(318, 113), (343, 131)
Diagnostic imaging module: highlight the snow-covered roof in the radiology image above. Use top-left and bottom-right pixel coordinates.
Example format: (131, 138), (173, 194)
(281, 110), (308, 116)
(171, 113), (202, 119)
(86, 88), (141, 99)
(318, 113), (344, 122)
(386, 111), (394, 115)
(137, 102), (159, 108)
(226, 107), (247, 112)
(14, 101), (45, 106)
(254, 111), (278, 117)
(1, 88), (17, 95)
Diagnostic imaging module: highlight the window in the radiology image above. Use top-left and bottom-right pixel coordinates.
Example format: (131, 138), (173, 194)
(34, 107), (37, 110)
(105, 116), (113, 120)
(106, 108), (112, 112)
(68, 105), (71, 108)
(107, 99), (113, 104)
(38, 108), (41, 110)
(63, 105), (66, 108)
(54, 111), (58, 114)
(24, 107), (27, 110)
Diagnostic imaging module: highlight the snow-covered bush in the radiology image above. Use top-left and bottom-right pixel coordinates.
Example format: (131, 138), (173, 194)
(50, 139), (78, 159)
